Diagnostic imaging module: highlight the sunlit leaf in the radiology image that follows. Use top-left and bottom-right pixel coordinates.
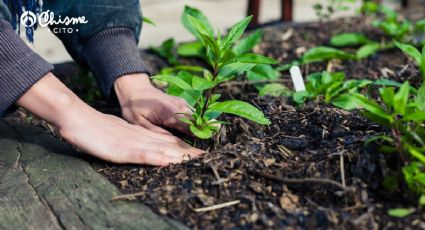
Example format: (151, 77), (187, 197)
(233, 29), (263, 55)
(302, 46), (355, 64)
(388, 208), (415, 218)
(208, 100), (271, 125)
(222, 16), (253, 49)
(237, 53), (279, 64)
(330, 33), (370, 47)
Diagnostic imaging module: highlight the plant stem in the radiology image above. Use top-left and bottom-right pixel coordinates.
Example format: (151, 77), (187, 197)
(200, 64), (219, 119)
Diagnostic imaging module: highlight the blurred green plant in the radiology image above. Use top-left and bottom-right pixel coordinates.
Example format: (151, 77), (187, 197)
(152, 11), (276, 139)
(351, 82), (425, 210)
(289, 2), (425, 67)
(313, 0), (356, 21)
(395, 41), (425, 80)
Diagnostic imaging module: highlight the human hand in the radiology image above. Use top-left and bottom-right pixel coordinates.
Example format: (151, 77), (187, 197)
(17, 73), (203, 166)
(114, 73), (191, 135)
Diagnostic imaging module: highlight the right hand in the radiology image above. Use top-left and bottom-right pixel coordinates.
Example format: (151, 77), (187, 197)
(17, 73), (203, 166)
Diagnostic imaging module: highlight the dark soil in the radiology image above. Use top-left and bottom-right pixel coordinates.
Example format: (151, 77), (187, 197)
(7, 15), (425, 229)
(92, 16), (424, 229)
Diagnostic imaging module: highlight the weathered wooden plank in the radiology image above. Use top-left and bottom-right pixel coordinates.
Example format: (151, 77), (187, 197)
(0, 121), (187, 230)
(0, 122), (61, 229)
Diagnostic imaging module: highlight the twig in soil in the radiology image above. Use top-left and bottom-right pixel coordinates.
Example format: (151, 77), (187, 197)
(209, 163), (228, 185)
(250, 170), (352, 192)
(111, 192), (145, 201)
(340, 152), (346, 187)
(193, 200), (240, 213)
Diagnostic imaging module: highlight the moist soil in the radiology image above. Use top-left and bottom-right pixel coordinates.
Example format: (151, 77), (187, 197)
(92, 16), (424, 229)
(8, 15), (425, 229)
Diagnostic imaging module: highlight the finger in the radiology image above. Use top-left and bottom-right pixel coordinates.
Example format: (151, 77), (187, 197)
(145, 142), (203, 160)
(127, 149), (183, 166)
(136, 116), (173, 136)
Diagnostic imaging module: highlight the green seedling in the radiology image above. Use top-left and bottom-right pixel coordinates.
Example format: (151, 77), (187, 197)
(151, 6), (280, 93)
(352, 82), (425, 205)
(152, 14), (276, 139)
(394, 41), (425, 80)
(313, 0), (355, 21)
(293, 71), (371, 109)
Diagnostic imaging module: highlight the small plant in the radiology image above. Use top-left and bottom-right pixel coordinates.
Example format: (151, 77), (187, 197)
(352, 82), (425, 207)
(394, 41), (425, 80)
(292, 71), (370, 110)
(152, 13), (277, 139)
(313, 0), (355, 21)
(151, 6), (280, 94)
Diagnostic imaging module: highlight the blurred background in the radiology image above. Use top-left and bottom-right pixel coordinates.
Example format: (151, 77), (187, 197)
(23, 0), (403, 64)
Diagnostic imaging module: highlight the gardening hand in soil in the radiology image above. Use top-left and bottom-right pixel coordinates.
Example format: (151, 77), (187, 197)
(114, 73), (192, 135)
(17, 73), (203, 166)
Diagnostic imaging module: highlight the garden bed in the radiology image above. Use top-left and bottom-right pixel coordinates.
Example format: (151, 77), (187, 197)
(91, 17), (424, 229)
(8, 15), (425, 229)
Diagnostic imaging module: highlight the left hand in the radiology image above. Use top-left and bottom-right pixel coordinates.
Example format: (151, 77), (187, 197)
(114, 73), (191, 135)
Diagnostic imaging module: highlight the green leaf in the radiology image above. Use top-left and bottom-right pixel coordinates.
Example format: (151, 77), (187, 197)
(247, 64), (279, 82)
(292, 91), (310, 105)
(331, 94), (359, 110)
(365, 135), (395, 145)
(352, 94), (392, 122)
(237, 53), (279, 64)
(177, 41), (205, 58)
(409, 148), (425, 164)
(379, 87), (395, 109)
(187, 15), (215, 41)
(259, 84), (291, 97)
(393, 82), (410, 114)
(302, 46), (355, 64)
(388, 208), (415, 218)
(403, 111), (425, 122)
(217, 62), (256, 80)
(394, 40), (422, 65)
(190, 125), (215, 139)
(417, 83), (425, 110)
(208, 100), (271, 125)
(143, 16), (156, 26)
(179, 118), (194, 125)
(153, 75), (193, 91)
(356, 43), (381, 59)
(222, 16), (253, 49)
(420, 195), (425, 206)
(181, 6), (213, 41)
(192, 75), (216, 91)
(150, 38), (178, 65)
(232, 29), (263, 55)
(330, 33), (370, 47)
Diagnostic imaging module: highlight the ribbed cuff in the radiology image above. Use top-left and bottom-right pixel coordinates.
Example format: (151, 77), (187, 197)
(0, 20), (54, 116)
(82, 28), (151, 98)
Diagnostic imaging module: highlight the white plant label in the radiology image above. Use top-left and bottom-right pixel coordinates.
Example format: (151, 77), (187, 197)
(290, 66), (306, 92)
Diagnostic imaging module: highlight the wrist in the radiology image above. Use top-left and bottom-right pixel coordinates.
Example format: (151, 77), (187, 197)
(113, 73), (154, 106)
(17, 73), (85, 130)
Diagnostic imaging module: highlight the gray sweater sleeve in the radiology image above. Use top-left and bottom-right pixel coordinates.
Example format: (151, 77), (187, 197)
(0, 19), (54, 116)
(81, 28), (151, 98)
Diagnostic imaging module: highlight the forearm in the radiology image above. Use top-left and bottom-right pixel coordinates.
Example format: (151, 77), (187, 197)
(16, 73), (88, 130)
